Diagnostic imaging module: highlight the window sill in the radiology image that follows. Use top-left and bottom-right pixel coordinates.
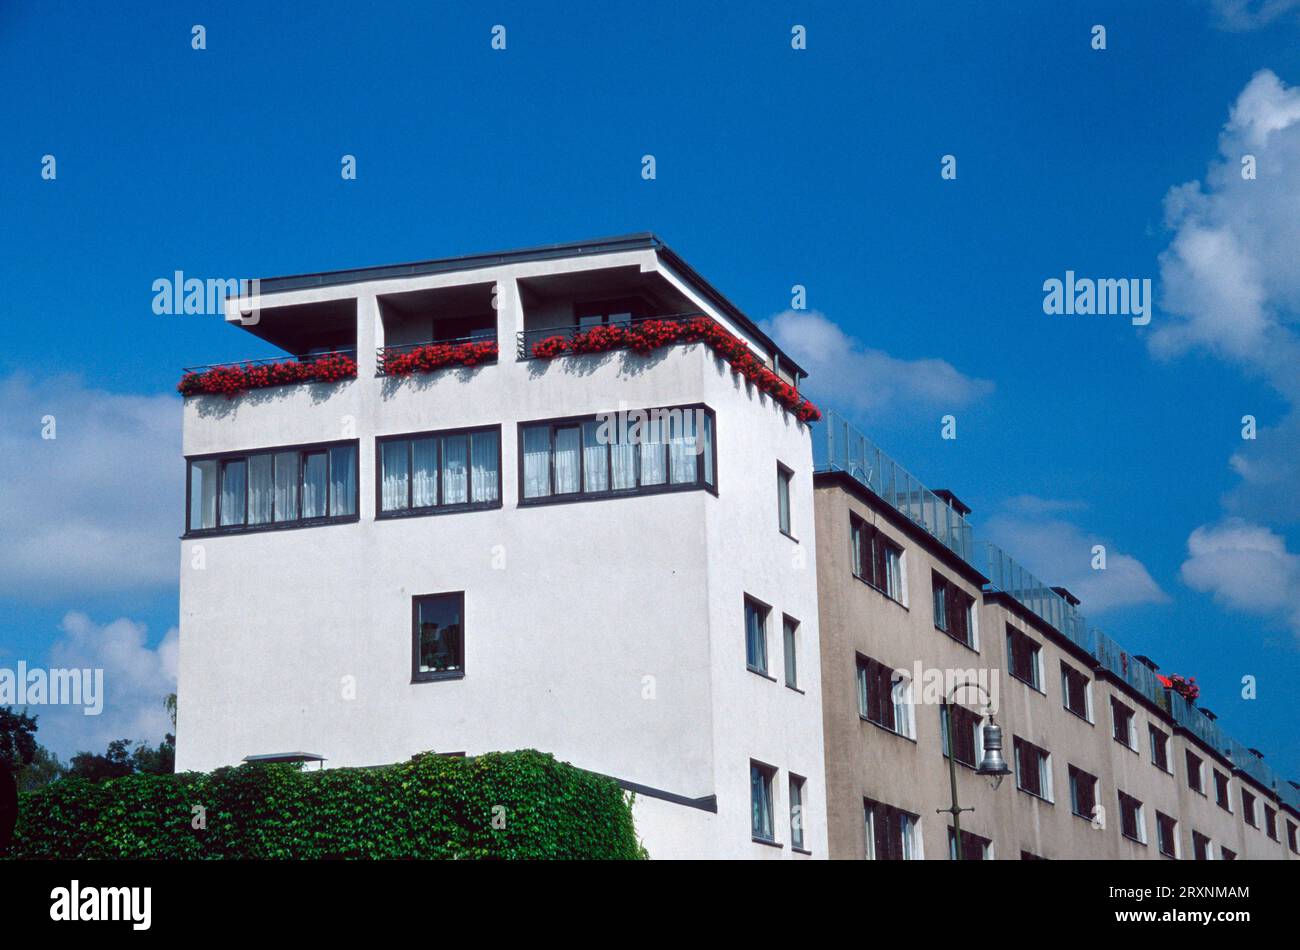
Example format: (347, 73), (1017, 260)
(377, 500), (502, 520)
(791, 846), (812, 856)
(748, 666), (776, 682)
(1017, 786), (1054, 806)
(779, 528), (799, 543)
(1063, 706), (1094, 726)
(1113, 737), (1139, 754)
(751, 836), (784, 849)
(411, 670), (466, 684)
(935, 626), (980, 654)
(519, 480), (716, 508)
(1009, 672), (1045, 695)
(1072, 809), (1098, 826)
(1159, 850), (1178, 860)
(785, 683), (805, 695)
(852, 574), (907, 610)
(183, 513), (360, 539)
(1120, 833), (1148, 847)
(861, 715), (916, 744)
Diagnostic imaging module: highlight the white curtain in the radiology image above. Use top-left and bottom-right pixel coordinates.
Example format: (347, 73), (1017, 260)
(554, 427), (581, 494)
(381, 441), (409, 511)
(273, 452), (298, 522)
(522, 426), (551, 498)
(581, 422), (608, 492)
(702, 413), (714, 486)
(412, 438), (438, 507)
(470, 430), (499, 502)
(329, 445), (357, 516)
(302, 453), (327, 519)
(640, 416), (666, 486)
(442, 435), (469, 505)
(611, 426), (637, 490)
(667, 411), (698, 484)
(248, 454), (274, 524)
(189, 460), (218, 530)
(219, 460), (246, 526)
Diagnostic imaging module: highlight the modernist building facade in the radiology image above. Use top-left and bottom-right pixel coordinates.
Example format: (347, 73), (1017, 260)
(815, 414), (1300, 861)
(175, 234), (827, 860)
(176, 234), (1300, 859)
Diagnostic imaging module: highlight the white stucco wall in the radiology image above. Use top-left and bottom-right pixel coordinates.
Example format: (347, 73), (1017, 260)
(178, 254), (825, 859)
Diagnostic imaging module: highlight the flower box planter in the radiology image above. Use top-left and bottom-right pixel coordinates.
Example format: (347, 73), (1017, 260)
(178, 352), (358, 398)
(380, 340), (498, 377)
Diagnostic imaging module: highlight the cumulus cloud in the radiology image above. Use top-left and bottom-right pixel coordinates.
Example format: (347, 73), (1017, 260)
(0, 373), (180, 599)
(1180, 519), (1300, 637)
(1209, 0), (1300, 31)
(29, 612), (178, 760)
(761, 310), (994, 418)
(982, 497), (1168, 614)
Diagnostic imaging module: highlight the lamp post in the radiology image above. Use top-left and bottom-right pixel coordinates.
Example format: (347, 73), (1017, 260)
(938, 681), (1011, 860)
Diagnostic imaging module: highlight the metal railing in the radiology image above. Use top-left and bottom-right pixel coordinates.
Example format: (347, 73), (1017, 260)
(376, 334), (498, 375)
(985, 542), (1094, 656)
(181, 348), (357, 377)
(515, 312), (707, 360)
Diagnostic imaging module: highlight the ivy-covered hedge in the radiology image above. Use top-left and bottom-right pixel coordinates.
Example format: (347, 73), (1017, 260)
(7, 750), (646, 860)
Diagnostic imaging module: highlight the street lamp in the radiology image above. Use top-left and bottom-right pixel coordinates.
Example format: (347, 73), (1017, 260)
(938, 681), (1011, 860)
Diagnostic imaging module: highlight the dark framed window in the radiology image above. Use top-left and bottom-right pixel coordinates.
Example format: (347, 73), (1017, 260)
(575, 296), (643, 329)
(1060, 661), (1091, 720)
(750, 761), (777, 842)
(1111, 697), (1136, 750)
(186, 439), (358, 535)
(519, 405), (715, 505)
(947, 826), (991, 861)
(1156, 811), (1178, 858)
(1214, 770), (1231, 812)
(1220, 846), (1237, 861)
(1265, 805), (1278, 840)
(1242, 788), (1257, 826)
(777, 463), (793, 537)
(1014, 737), (1052, 801)
(1069, 765), (1097, 820)
(744, 596), (769, 675)
(1287, 819), (1297, 854)
(932, 571), (975, 648)
(1185, 750), (1204, 794)
(789, 774), (806, 851)
(1149, 724), (1170, 772)
(857, 654), (913, 738)
(1192, 830), (1211, 861)
(1118, 790), (1146, 844)
(377, 425), (500, 516)
(850, 515), (903, 603)
(411, 592), (465, 682)
(782, 615), (799, 689)
(865, 797), (919, 860)
(1006, 625), (1042, 690)
(940, 702), (981, 768)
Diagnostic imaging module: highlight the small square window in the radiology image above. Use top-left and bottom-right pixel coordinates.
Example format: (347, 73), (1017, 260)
(412, 592), (465, 682)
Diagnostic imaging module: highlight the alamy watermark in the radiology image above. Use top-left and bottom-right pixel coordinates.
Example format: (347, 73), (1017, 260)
(151, 271), (260, 324)
(0, 662), (103, 716)
(1042, 271), (1151, 326)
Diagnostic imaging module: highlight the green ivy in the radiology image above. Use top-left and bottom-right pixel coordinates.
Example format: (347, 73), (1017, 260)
(7, 750), (646, 860)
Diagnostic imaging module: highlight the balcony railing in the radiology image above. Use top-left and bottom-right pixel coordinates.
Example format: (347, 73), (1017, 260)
(515, 312), (706, 360)
(817, 408), (1300, 809)
(178, 349), (357, 397)
(376, 335), (499, 377)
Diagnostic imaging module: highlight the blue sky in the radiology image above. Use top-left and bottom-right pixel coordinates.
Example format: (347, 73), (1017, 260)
(2, 1), (1298, 775)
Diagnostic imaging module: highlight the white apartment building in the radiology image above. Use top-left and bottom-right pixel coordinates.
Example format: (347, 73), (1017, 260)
(175, 234), (827, 859)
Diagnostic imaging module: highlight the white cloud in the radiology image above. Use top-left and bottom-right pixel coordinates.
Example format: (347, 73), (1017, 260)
(1180, 518), (1300, 637)
(982, 496), (1168, 614)
(0, 373), (180, 599)
(760, 310), (994, 418)
(31, 612), (178, 760)
(1209, 0), (1300, 31)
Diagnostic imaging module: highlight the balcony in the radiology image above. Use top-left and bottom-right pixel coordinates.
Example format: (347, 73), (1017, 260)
(377, 335), (499, 377)
(178, 349), (357, 397)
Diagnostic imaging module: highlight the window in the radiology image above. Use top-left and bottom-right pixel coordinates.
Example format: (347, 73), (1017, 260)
(1014, 737), (1053, 802)
(1185, 750), (1205, 794)
(411, 592), (464, 682)
(750, 761), (776, 842)
(744, 597), (769, 675)
(1020, 851), (1048, 860)
(789, 775), (806, 851)
(850, 515), (904, 603)
(1149, 724), (1170, 772)
(1069, 765), (1098, 821)
(1156, 812), (1178, 858)
(1241, 788), (1257, 827)
(1006, 626), (1042, 690)
(940, 702), (983, 769)
(1214, 770), (1231, 812)
(576, 296), (641, 329)
(1287, 819), (1297, 854)
(1265, 805), (1278, 841)
(947, 826), (991, 861)
(1191, 830), (1211, 861)
(864, 798), (920, 860)
(777, 463), (793, 537)
(782, 616), (799, 689)
(1060, 662), (1092, 721)
(378, 427), (500, 515)
(1111, 697), (1137, 750)
(1220, 846), (1237, 861)
(1118, 791), (1146, 844)
(519, 406), (715, 503)
(857, 655), (914, 738)
(932, 572), (975, 648)
(187, 441), (358, 533)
